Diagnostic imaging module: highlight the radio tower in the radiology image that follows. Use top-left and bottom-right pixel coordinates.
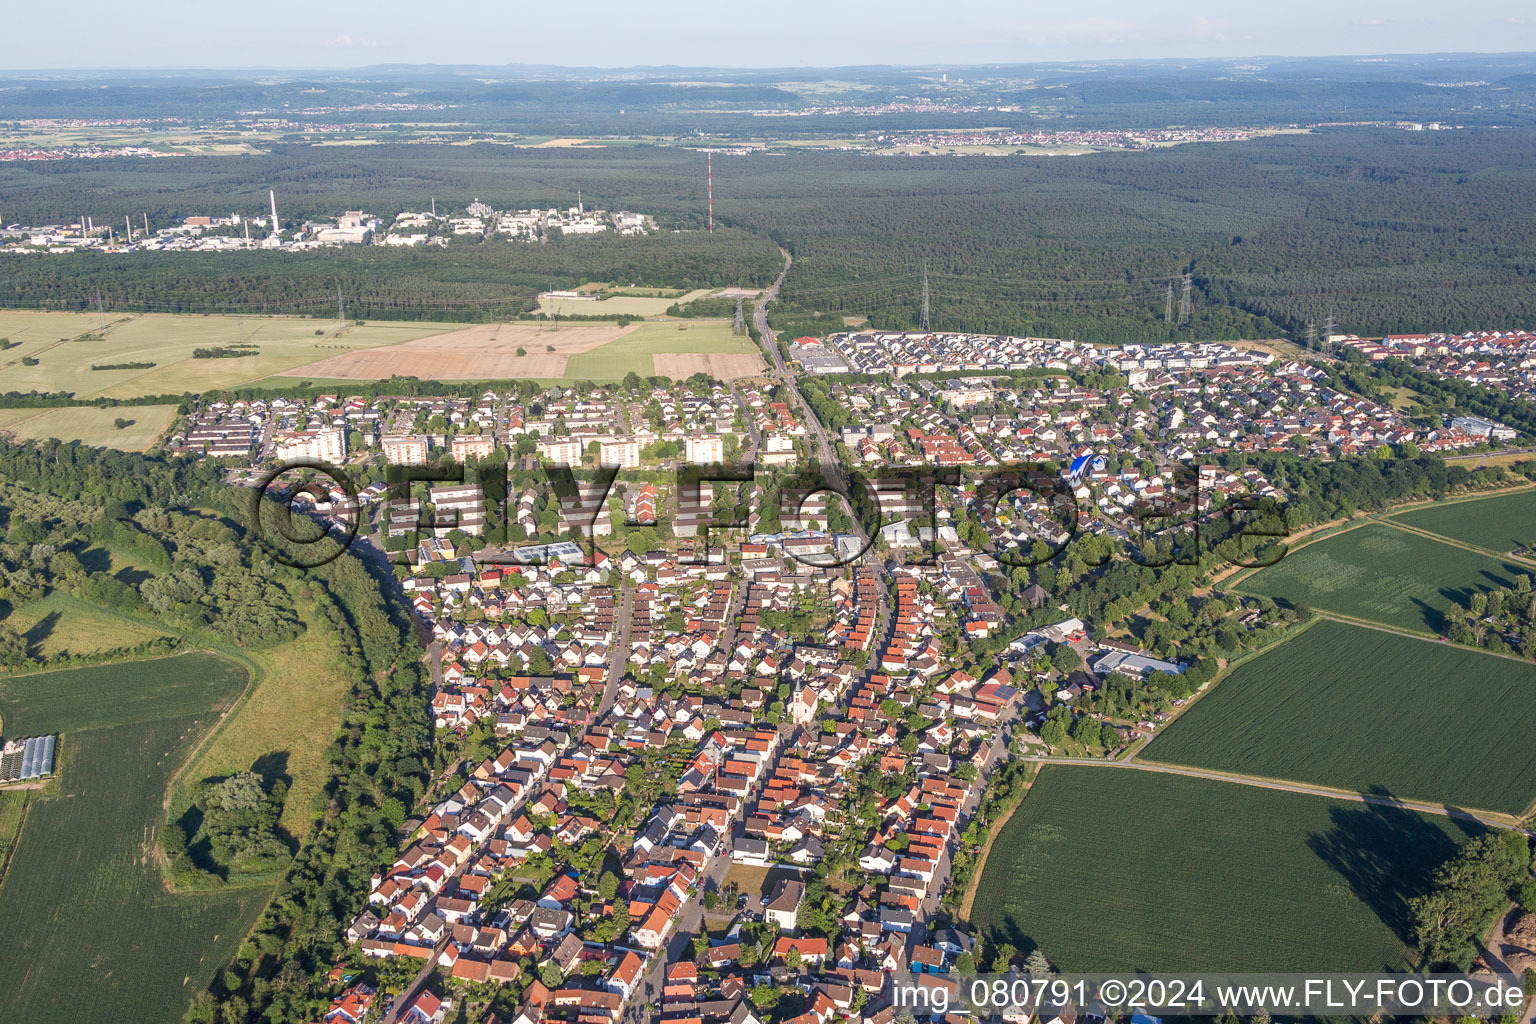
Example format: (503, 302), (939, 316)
(707, 144), (713, 234)
(920, 263), (931, 332)
(1178, 273), (1193, 325)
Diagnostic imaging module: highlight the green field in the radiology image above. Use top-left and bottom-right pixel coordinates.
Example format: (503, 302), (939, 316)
(0, 403), (178, 451)
(1144, 619), (1536, 814)
(968, 766), (1480, 972)
(1390, 489), (1536, 555)
(0, 592), (171, 660)
(0, 652), (267, 1024)
(1234, 522), (1526, 633)
(561, 319), (761, 380)
(0, 311), (469, 399)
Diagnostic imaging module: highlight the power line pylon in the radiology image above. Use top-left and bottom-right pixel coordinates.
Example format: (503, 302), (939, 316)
(1178, 273), (1192, 325)
(920, 263), (931, 333)
(1165, 281), (1174, 324)
(732, 298), (745, 336)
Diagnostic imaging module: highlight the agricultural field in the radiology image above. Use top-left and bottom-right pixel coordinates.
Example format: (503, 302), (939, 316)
(0, 403), (178, 450)
(0, 310), (469, 399)
(562, 320), (762, 381)
(0, 653), (268, 1024)
(1233, 522), (1526, 633)
(173, 596), (353, 841)
(1389, 489), (1536, 556)
(279, 316), (761, 383)
(1144, 619), (1536, 814)
(968, 766), (1480, 973)
(535, 286), (713, 317)
(0, 592), (172, 660)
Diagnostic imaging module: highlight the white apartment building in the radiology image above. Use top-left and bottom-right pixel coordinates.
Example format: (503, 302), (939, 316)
(685, 435), (724, 463)
(539, 439), (584, 467)
(598, 439), (641, 469)
(274, 428), (346, 464)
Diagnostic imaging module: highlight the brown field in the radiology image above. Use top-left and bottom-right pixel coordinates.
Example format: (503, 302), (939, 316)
(278, 322), (634, 381)
(653, 352), (765, 380)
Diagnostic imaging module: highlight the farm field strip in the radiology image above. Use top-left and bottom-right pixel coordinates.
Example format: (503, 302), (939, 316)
(1386, 487), (1536, 556)
(0, 311), (472, 398)
(1141, 618), (1536, 815)
(967, 765), (1481, 973)
(0, 653), (264, 1024)
(1233, 520), (1527, 634)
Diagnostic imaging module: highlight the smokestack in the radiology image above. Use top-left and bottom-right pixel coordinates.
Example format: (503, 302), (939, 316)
(125, 215), (132, 243)
(269, 189), (279, 236)
(143, 213), (149, 236)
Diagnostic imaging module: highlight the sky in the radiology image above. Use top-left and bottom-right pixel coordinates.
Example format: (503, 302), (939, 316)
(8, 0), (1536, 70)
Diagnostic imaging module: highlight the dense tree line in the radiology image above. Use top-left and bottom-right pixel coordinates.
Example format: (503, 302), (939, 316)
(1412, 831), (1531, 970)
(0, 228), (781, 321)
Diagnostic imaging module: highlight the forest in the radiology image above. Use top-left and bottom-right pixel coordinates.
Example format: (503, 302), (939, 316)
(3, 128), (1535, 341)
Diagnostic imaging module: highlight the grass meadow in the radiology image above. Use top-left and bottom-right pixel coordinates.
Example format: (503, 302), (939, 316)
(1143, 619), (1536, 814)
(968, 766), (1481, 972)
(0, 592), (171, 660)
(0, 653), (268, 1024)
(0, 404), (179, 451)
(174, 596), (355, 841)
(1234, 522), (1526, 633)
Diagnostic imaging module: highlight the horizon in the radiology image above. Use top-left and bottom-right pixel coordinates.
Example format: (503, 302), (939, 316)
(7, 0), (1536, 72)
(4, 50), (1536, 76)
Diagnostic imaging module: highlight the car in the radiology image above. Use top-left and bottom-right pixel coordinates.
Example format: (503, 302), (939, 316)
(736, 893), (749, 909)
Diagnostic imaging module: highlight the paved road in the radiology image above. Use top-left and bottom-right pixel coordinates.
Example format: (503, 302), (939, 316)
(599, 581), (633, 716)
(1021, 755), (1532, 834)
(379, 934), (451, 1024)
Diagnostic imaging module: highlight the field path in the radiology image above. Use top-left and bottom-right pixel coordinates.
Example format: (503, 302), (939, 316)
(1022, 756), (1531, 834)
(1374, 514), (1536, 568)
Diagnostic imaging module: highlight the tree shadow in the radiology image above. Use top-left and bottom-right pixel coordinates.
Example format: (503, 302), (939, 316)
(22, 610), (61, 654)
(114, 566), (153, 587)
(1413, 596), (1446, 633)
(250, 751), (300, 854)
(1307, 785), (1482, 952)
(250, 750), (291, 790)
(76, 546), (113, 574)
